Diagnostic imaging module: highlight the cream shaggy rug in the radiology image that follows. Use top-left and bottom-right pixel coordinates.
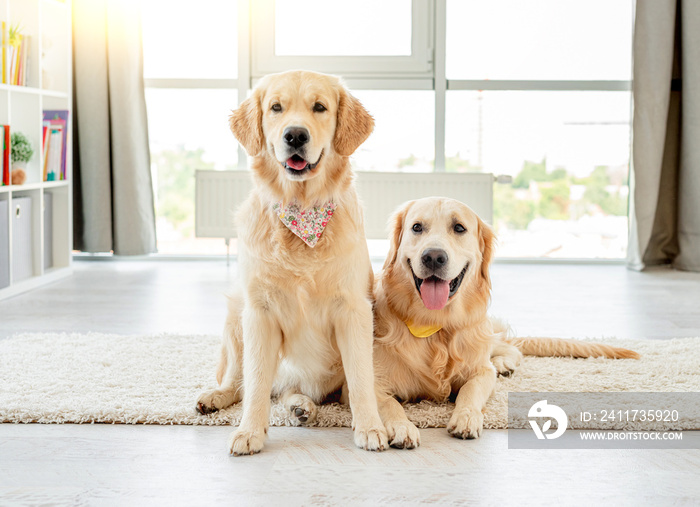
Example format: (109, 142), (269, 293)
(1, 333), (699, 428)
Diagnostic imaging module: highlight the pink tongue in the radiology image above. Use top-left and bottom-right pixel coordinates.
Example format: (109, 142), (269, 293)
(420, 278), (450, 310)
(286, 157), (308, 170)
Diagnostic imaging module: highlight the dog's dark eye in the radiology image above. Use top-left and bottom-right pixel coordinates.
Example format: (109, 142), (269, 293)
(412, 223), (423, 233)
(454, 224), (466, 234)
(313, 102), (327, 113)
(271, 103), (282, 112)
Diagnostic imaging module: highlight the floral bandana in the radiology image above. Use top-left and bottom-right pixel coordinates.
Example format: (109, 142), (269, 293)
(272, 200), (337, 248)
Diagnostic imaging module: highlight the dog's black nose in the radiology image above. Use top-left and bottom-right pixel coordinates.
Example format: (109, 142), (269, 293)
(283, 127), (310, 149)
(421, 248), (448, 271)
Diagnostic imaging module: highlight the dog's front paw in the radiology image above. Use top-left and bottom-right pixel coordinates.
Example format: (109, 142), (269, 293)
(285, 394), (318, 426)
(385, 420), (420, 449)
(447, 409), (484, 439)
(228, 428), (266, 456)
(353, 424), (389, 452)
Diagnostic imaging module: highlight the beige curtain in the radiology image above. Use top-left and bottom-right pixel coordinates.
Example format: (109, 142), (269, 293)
(628, 0), (700, 271)
(72, 0), (156, 255)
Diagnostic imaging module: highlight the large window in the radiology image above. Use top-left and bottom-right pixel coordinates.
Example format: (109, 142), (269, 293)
(351, 91), (435, 172)
(445, 90), (630, 258)
(273, 1), (412, 56)
(142, 0), (633, 258)
(444, 0), (633, 258)
(445, 0), (632, 81)
(251, 0), (432, 78)
(142, 0), (238, 80)
(142, 0), (239, 254)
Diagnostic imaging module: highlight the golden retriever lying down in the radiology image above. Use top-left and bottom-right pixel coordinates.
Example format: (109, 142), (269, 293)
(196, 70), (388, 454)
(373, 197), (639, 448)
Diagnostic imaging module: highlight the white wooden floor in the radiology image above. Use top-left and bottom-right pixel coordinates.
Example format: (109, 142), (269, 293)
(2, 259), (700, 505)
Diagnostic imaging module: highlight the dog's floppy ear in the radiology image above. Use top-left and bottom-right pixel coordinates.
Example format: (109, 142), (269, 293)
(229, 89), (263, 156)
(383, 201), (414, 272)
(477, 217), (495, 287)
(333, 86), (374, 157)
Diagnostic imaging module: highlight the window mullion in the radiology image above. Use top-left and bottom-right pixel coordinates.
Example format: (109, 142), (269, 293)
(433, 0), (447, 172)
(237, 0), (252, 170)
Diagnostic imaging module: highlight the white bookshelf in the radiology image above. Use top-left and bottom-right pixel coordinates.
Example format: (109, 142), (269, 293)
(0, 0), (72, 300)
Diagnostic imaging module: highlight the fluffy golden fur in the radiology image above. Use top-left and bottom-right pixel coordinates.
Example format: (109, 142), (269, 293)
(197, 70), (388, 454)
(373, 197), (639, 448)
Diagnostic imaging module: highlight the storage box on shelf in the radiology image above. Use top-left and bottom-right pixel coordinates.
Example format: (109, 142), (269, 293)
(0, 0), (72, 300)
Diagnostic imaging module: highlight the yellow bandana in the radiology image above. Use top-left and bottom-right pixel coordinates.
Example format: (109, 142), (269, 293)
(405, 320), (442, 338)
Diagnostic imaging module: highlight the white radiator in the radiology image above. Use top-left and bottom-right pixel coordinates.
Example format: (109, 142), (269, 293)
(195, 170), (493, 240)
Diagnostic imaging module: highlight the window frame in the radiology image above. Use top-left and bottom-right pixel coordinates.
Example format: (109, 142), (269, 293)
(142, 0), (634, 262)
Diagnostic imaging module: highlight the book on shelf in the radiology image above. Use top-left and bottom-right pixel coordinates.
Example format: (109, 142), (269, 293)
(46, 126), (62, 181)
(4, 24), (30, 86)
(42, 110), (69, 181)
(17, 34), (29, 86)
(1, 125), (9, 186)
(41, 125), (50, 181)
(1, 22), (5, 85)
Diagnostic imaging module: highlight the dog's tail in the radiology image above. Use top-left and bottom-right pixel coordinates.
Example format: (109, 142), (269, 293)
(504, 337), (640, 360)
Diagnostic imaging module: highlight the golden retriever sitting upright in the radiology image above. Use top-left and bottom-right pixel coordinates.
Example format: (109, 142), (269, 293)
(373, 197), (639, 448)
(196, 70), (388, 455)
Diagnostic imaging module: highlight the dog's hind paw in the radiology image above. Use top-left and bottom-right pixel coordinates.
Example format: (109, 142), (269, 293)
(284, 393), (318, 426)
(196, 387), (240, 415)
(492, 353), (520, 378)
(385, 420), (420, 449)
